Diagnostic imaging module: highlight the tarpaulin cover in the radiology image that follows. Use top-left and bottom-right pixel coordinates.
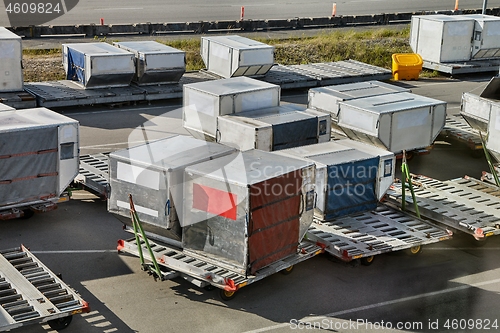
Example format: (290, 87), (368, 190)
(248, 170), (302, 274)
(272, 117), (318, 150)
(324, 156), (379, 219)
(0, 127), (58, 208)
(66, 48), (86, 85)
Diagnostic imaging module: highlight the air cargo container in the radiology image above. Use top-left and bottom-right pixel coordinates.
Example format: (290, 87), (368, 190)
(183, 77), (280, 141)
(62, 42), (135, 89)
(0, 27), (23, 92)
(461, 76), (500, 134)
(113, 41), (186, 85)
(217, 104), (330, 151)
(465, 14), (500, 59)
(201, 35), (274, 78)
(274, 140), (394, 220)
(108, 135), (236, 247)
(182, 149), (315, 275)
(337, 92), (446, 153)
(0, 108), (79, 215)
(308, 81), (409, 121)
(410, 15), (475, 63)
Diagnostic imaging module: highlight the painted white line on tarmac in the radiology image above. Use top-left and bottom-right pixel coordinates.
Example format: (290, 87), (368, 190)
(244, 277), (500, 333)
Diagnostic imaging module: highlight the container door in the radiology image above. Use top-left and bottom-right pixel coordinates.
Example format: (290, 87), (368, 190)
(66, 49), (86, 84)
(58, 124), (79, 195)
(272, 117), (317, 150)
(324, 156), (379, 219)
(0, 40), (23, 91)
(486, 105), (500, 162)
(248, 171), (302, 274)
(391, 108), (432, 152)
(441, 20), (473, 62)
(0, 127), (58, 208)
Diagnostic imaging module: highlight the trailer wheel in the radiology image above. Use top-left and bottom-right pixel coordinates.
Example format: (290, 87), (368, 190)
(407, 245), (422, 255)
(280, 265), (294, 275)
(220, 289), (237, 301)
(360, 256), (374, 266)
(20, 209), (35, 220)
(471, 237), (488, 247)
(48, 315), (73, 330)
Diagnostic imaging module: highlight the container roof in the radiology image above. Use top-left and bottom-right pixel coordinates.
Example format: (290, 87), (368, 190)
(310, 81), (409, 100)
(113, 41), (185, 54)
(110, 135), (235, 171)
(63, 42), (133, 55)
(339, 92), (445, 114)
(202, 35), (273, 50)
(0, 27), (21, 40)
(0, 108), (78, 132)
(186, 149), (314, 185)
(184, 76), (279, 96)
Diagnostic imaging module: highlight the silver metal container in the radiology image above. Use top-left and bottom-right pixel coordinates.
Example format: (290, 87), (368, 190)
(410, 15), (475, 63)
(465, 14), (500, 59)
(113, 41), (186, 85)
(217, 104), (330, 151)
(338, 92), (447, 153)
(0, 108), (79, 210)
(182, 149), (315, 275)
(308, 81), (410, 121)
(486, 102), (500, 162)
(274, 139), (394, 220)
(62, 42), (135, 89)
(461, 77), (500, 135)
(0, 103), (15, 112)
(0, 27), (23, 92)
(183, 77), (280, 141)
(201, 35), (274, 78)
(107, 135), (236, 247)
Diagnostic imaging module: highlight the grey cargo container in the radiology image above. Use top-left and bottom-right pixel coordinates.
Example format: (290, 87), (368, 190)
(182, 149), (315, 275)
(465, 14), (500, 59)
(274, 140), (395, 220)
(201, 35), (274, 78)
(0, 27), (23, 92)
(485, 102), (500, 162)
(113, 41), (186, 85)
(461, 76), (500, 134)
(183, 77), (280, 141)
(0, 108), (79, 210)
(107, 135), (236, 246)
(217, 104), (331, 151)
(338, 92), (447, 153)
(308, 81), (410, 121)
(62, 42), (135, 89)
(410, 15), (475, 63)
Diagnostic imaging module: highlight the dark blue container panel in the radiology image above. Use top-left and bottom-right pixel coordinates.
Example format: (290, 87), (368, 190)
(324, 156), (379, 219)
(272, 117), (318, 150)
(66, 49), (86, 85)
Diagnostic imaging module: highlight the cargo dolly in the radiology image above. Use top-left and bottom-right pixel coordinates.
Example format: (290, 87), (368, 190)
(0, 245), (90, 332)
(438, 114), (483, 156)
(386, 175), (500, 243)
(306, 204), (452, 265)
(74, 153), (110, 199)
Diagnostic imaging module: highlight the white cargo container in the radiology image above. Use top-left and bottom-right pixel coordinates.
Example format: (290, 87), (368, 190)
(183, 76), (280, 141)
(0, 103), (15, 112)
(486, 103), (500, 162)
(274, 139), (395, 220)
(217, 104), (330, 151)
(0, 108), (79, 210)
(308, 81), (410, 121)
(465, 14), (500, 59)
(182, 149), (315, 275)
(107, 135), (236, 246)
(201, 35), (274, 78)
(113, 41), (186, 85)
(338, 92), (447, 153)
(461, 76), (500, 134)
(0, 27), (23, 92)
(410, 15), (474, 63)
(62, 42), (135, 89)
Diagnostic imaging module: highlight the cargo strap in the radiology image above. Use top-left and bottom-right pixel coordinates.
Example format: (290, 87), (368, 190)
(128, 194), (163, 281)
(479, 132), (500, 187)
(400, 151), (420, 219)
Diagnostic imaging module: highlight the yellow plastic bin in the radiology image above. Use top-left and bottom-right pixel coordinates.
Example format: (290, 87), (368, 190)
(392, 53), (423, 81)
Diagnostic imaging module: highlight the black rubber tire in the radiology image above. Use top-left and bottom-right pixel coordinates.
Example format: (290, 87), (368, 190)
(220, 289), (237, 301)
(20, 209), (35, 220)
(48, 315), (73, 330)
(471, 237), (488, 247)
(280, 265), (294, 275)
(407, 245), (423, 255)
(360, 256), (375, 266)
